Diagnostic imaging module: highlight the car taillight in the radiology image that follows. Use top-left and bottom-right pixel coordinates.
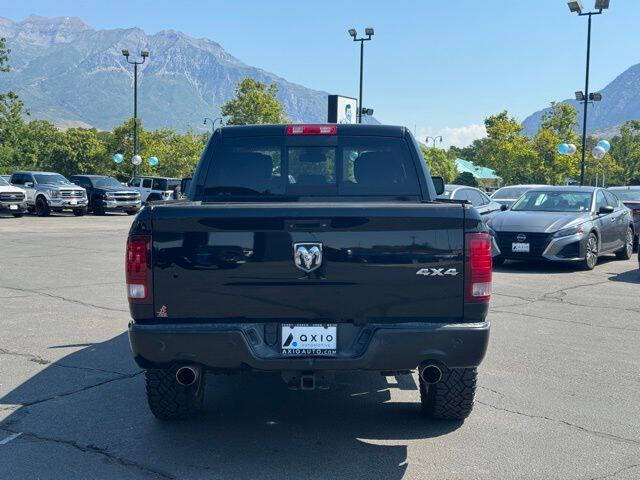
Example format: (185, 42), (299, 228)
(286, 124), (337, 135)
(465, 232), (492, 303)
(632, 209), (640, 218)
(126, 235), (151, 303)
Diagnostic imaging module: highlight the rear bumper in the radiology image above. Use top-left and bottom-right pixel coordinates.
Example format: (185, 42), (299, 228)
(128, 321), (490, 371)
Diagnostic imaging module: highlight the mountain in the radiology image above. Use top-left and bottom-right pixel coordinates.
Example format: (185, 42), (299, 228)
(0, 15), (369, 132)
(522, 62), (640, 137)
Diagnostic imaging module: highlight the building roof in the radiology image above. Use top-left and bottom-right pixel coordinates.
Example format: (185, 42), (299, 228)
(455, 158), (501, 180)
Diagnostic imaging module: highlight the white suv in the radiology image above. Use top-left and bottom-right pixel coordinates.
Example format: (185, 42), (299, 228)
(128, 176), (180, 203)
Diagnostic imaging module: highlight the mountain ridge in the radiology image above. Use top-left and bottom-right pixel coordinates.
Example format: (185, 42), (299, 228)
(0, 15), (350, 131)
(522, 62), (640, 137)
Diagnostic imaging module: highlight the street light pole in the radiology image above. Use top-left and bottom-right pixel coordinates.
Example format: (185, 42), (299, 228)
(122, 50), (149, 175)
(203, 116), (223, 134)
(568, 1), (609, 185)
(579, 12), (595, 187)
(426, 136), (443, 149)
(348, 28), (374, 124)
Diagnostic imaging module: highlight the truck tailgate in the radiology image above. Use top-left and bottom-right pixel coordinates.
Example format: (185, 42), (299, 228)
(151, 202), (465, 323)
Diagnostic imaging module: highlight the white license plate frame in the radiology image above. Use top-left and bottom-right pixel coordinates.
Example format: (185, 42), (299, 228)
(512, 242), (530, 253)
(281, 324), (337, 357)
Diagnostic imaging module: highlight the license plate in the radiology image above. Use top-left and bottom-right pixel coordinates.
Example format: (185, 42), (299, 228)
(512, 242), (530, 253)
(9, 205), (18, 210)
(281, 324), (337, 356)
(70, 199), (77, 205)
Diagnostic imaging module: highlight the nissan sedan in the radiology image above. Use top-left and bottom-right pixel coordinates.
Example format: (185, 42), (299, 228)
(488, 187), (634, 270)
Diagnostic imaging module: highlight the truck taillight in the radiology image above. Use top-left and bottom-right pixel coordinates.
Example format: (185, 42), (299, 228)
(465, 232), (492, 303)
(126, 235), (151, 303)
(286, 124), (337, 135)
(632, 209), (640, 219)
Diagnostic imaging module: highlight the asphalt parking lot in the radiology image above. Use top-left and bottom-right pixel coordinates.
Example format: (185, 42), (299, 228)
(1, 213), (639, 480)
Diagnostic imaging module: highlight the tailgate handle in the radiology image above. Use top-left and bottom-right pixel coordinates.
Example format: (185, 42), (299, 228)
(286, 219), (329, 230)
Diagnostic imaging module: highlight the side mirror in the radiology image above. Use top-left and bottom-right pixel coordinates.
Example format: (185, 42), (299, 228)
(500, 204), (508, 211)
(431, 176), (445, 196)
(598, 205), (614, 215)
(24, 182), (34, 188)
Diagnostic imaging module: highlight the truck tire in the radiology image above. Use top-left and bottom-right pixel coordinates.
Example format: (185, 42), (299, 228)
(12, 212), (23, 218)
(420, 366), (477, 420)
(35, 196), (50, 217)
(93, 204), (105, 216)
(145, 367), (205, 420)
(73, 208), (86, 217)
(615, 227), (633, 260)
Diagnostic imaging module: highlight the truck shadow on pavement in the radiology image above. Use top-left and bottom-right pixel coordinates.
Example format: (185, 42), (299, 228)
(608, 268), (640, 284)
(1, 333), (461, 479)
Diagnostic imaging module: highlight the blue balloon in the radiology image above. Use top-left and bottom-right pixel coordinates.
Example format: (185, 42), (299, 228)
(113, 153), (124, 164)
(557, 143), (569, 155)
(148, 156), (159, 167)
(597, 140), (610, 153)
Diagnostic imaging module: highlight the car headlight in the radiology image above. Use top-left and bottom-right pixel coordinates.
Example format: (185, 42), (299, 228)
(105, 192), (114, 199)
(553, 225), (585, 237)
(50, 189), (60, 198)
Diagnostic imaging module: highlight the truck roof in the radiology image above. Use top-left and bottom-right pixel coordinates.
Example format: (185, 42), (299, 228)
(220, 124), (407, 138)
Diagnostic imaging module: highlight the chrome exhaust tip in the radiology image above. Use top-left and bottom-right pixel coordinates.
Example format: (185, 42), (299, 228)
(175, 366), (199, 386)
(419, 364), (443, 384)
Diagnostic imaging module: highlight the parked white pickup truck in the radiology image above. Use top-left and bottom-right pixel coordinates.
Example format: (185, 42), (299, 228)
(127, 176), (180, 203)
(0, 175), (27, 217)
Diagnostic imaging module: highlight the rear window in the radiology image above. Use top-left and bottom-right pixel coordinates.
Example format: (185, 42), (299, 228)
(492, 187), (530, 200)
(200, 136), (419, 200)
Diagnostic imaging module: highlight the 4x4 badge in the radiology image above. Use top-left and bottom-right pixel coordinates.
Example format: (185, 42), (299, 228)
(293, 243), (322, 273)
(416, 268), (458, 276)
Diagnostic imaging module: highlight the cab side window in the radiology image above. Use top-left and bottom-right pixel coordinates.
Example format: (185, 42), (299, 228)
(142, 179), (152, 188)
(130, 178), (141, 187)
(10, 173), (24, 185)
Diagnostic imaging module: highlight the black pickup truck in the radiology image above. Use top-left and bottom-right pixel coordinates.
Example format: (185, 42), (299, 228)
(126, 124), (492, 421)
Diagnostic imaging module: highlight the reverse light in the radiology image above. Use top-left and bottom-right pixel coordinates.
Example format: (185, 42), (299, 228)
(465, 232), (492, 303)
(286, 124), (337, 135)
(126, 235), (151, 303)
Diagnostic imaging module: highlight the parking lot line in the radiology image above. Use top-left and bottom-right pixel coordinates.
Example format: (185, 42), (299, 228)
(0, 432), (23, 445)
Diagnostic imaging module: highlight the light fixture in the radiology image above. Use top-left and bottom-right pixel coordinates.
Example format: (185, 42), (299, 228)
(567, 0), (584, 13)
(348, 28), (357, 38)
(365, 27), (374, 36)
(575, 91), (585, 101)
(589, 92), (602, 101)
(594, 0), (610, 9)
(141, 51), (149, 58)
(121, 49), (130, 57)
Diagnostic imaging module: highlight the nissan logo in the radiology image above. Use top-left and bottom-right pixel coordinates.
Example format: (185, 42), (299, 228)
(516, 233), (527, 242)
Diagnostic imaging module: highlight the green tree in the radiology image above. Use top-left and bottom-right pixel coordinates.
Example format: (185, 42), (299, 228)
(221, 78), (287, 125)
(476, 111), (539, 184)
(609, 120), (640, 184)
(453, 171), (479, 187)
(420, 145), (457, 182)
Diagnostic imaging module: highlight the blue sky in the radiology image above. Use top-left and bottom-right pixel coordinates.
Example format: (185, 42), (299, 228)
(4, 0), (640, 147)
